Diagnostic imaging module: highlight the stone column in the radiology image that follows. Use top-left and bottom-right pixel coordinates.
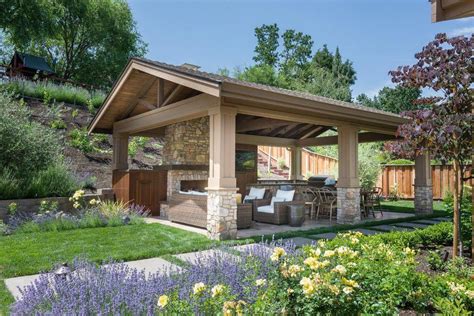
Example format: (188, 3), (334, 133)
(414, 152), (433, 214)
(289, 146), (303, 180)
(112, 132), (129, 170)
(336, 125), (361, 224)
(207, 106), (238, 240)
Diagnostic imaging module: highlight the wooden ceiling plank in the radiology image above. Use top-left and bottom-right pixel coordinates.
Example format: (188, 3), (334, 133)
(157, 78), (164, 107)
(119, 78), (157, 120)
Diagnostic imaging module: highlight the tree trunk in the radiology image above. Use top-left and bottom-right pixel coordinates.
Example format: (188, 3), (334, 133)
(452, 161), (461, 258)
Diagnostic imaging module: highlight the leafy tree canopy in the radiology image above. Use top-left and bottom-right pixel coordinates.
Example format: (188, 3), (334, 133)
(356, 86), (422, 114)
(0, 0), (147, 88)
(236, 23), (356, 102)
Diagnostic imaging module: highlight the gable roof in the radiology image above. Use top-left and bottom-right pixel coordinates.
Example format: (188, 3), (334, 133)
(89, 57), (406, 135)
(14, 52), (55, 73)
(133, 57), (400, 119)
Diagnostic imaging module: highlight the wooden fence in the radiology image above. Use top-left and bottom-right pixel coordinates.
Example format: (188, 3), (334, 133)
(258, 146), (338, 176)
(377, 164), (472, 200)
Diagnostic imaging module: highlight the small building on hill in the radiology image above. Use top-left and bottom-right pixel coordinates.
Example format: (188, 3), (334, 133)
(8, 52), (55, 79)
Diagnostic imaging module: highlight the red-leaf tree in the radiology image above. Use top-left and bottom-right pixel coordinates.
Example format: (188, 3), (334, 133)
(386, 33), (473, 257)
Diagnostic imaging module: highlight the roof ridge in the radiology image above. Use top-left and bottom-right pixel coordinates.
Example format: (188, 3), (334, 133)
(132, 57), (401, 118)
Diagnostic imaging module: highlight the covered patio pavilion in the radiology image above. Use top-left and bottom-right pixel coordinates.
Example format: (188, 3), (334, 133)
(89, 58), (434, 240)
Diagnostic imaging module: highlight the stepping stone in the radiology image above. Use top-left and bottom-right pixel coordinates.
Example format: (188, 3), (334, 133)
(174, 249), (238, 265)
(282, 237), (315, 247)
(412, 219), (439, 225)
(311, 232), (337, 240)
(431, 217), (451, 222)
(5, 274), (41, 300)
(233, 243), (272, 256)
(394, 222), (429, 229)
(122, 257), (182, 276)
(350, 228), (382, 235)
(370, 225), (413, 232)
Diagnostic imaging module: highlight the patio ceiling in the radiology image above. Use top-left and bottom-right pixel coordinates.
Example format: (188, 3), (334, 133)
(89, 58), (407, 143)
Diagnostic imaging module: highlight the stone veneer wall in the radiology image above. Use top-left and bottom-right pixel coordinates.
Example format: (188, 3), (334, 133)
(162, 117), (209, 165)
(336, 187), (361, 224)
(207, 189), (238, 240)
(414, 185), (433, 214)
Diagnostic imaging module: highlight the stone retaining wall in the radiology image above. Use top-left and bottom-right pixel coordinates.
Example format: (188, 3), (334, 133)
(0, 189), (114, 222)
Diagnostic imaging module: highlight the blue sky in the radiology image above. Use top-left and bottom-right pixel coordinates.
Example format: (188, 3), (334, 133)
(128, 0), (473, 99)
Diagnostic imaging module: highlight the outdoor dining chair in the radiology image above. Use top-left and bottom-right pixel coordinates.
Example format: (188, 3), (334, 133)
(315, 187), (337, 223)
(302, 187), (321, 219)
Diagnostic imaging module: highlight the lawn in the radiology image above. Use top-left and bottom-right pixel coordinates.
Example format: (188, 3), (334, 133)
(381, 199), (445, 213)
(0, 223), (233, 314)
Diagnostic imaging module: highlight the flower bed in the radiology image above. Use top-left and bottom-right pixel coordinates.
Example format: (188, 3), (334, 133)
(10, 222), (474, 314)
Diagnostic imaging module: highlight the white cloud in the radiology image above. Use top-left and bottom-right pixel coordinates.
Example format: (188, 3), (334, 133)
(449, 26), (474, 37)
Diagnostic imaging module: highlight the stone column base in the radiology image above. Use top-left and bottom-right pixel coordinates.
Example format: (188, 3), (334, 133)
(414, 185), (433, 214)
(337, 187), (361, 224)
(207, 189), (237, 240)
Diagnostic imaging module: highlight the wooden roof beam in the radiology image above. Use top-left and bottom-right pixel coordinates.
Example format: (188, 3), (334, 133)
(114, 93), (219, 135)
(162, 84), (185, 106)
(297, 132), (398, 147)
(119, 78), (157, 120)
(236, 134), (296, 147)
(236, 118), (292, 133)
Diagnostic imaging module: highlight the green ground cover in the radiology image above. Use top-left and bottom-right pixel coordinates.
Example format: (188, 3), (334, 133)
(381, 200), (445, 213)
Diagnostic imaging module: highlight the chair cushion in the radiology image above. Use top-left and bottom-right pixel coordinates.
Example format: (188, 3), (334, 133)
(271, 196), (285, 206)
(276, 189), (295, 201)
(249, 187), (265, 199)
(257, 205), (274, 214)
(243, 195), (257, 203)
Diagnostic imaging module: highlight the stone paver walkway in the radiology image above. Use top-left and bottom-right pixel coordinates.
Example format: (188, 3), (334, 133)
(351, 228), (382, 235)
(370, 224), (413, 232)
(282, 237), (316, 247)
(174, 249), (238, 265)
(311, 232), (337, 240)
(394, 222), (430, 229)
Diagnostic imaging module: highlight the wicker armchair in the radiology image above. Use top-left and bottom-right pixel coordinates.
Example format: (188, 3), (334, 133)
(253, 198), (304, 225)
(243, 188), (272, 216)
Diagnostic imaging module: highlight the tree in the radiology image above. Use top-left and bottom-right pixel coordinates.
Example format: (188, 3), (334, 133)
(0, 0), (147, 88)
(253, 24), (280, 67)
(237, 24), (356, 102)
(386, 33), (473, 257)
(357, 86), (422, 114)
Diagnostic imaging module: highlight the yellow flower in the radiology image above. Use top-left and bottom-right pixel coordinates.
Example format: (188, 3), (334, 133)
(88, 198), (100, 206)
(342, 277), (359, 288)
(331, 265), (347, 275)
(323, 250), (335, 258)
(465, 290), (474, 299)
(448, 282), (466, 293)
(336, 246), (350, 255)
(309, 247), (321, 257)
(73, 202), (81, 209)
(304, 257), (320, 270)
(255, 278), (266, 287)
(403, 247), (416, 256)
(193, 282), (206, 295)
(157, 295), (169, 308)
(270, 247), (286, 261)
(288, 264), (304, 277)
(328, 284), (340, 295)
(211, 284), (225, 297)
(343, 286), (354, 295)
(223, 301), (236, 316)
(300, 277), (316, 296)
(287, 288), (294, 295)
(350, 236), (359, 244)
(320, 260), (330, 268)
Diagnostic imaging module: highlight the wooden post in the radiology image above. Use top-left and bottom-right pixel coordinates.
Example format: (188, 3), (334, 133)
(289, 146), (302, 180)
(112, 132), (129, 170)
(207, 106), (238, 240)
(336, 125), (360, 224)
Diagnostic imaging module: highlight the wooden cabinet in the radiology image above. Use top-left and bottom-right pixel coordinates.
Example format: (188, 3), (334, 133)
(112, 170), (167, 216)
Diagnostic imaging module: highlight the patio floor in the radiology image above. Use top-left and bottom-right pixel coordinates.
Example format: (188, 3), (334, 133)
(148, 211), (414, 239)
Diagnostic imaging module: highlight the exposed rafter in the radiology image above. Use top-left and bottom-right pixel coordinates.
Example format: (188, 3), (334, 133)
(162, 84), (185, 106)
(119, 78), (157, 120)
(137, 99), (157, 110)
(157, 78), (164, 107)
(297, 132), (398, 147)
(236, 118), (292, 133)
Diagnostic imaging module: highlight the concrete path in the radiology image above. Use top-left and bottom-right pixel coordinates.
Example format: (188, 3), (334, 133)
(310, 232), (338, 240)
(370, 224), (413, 232)
(174, 249), (239, 265)
(351, 228), (383, 235)
(394, 222), (430, 229)
(282, 237), (316, 247)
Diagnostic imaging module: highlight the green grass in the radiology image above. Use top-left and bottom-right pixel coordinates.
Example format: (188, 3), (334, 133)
(381, 200), (445, 213)
(0, 223), (245, 314)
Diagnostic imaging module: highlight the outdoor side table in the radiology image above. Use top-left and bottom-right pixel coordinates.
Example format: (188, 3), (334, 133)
(287, 204), (305, 227)
(237, 204), (252, 229)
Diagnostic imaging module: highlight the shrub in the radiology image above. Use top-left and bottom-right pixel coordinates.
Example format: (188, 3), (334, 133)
(0, 91), (60, 178)
(443, 188), (472, 249)
(128, 136), (148, 158)
(11, 225), (470, 314)
(27, 163), (80, 198)
(277, 157), (286, 170)
(68, 127), (109, 154)
(358, 143), (382, 191)
(0, 168), (21, 199)
(1, 78), (105, 109)
(386, 159), (414, 165)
